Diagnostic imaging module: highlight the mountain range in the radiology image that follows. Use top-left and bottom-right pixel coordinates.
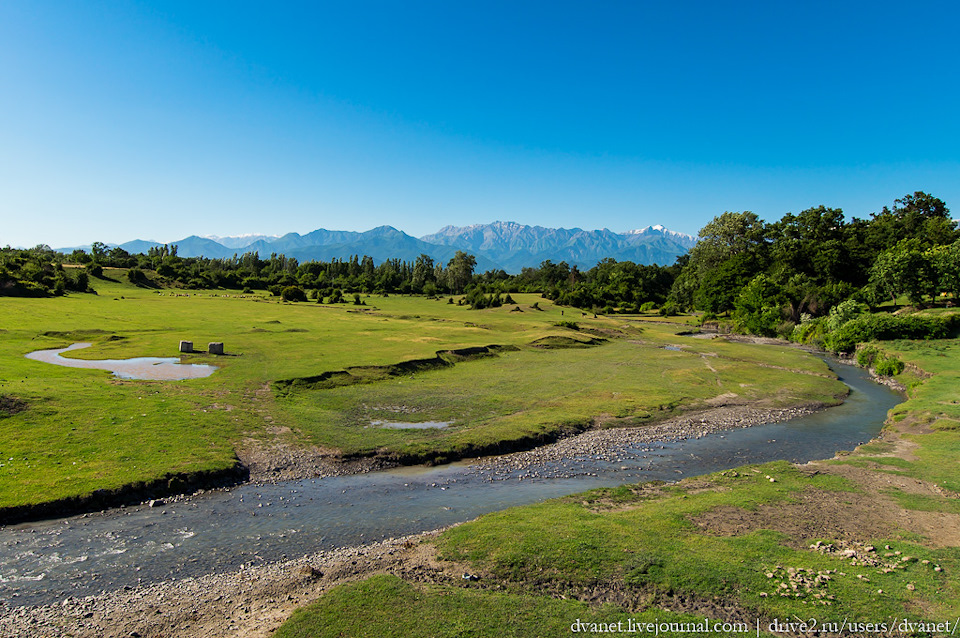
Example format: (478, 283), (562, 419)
(63, 222), (697, 273)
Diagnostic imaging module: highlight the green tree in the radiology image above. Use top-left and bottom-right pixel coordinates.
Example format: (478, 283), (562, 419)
(928, 239), (960, 301)
(672, 211), (768, 312)
(867, 192), (956, 252)
(732, 274), (784, 336)
(412, 254), (435, 292)
(869, 239), (934, 307)
(90, 242), (108, 262)
(694, 253), (757, 314)
(446, 251), (476, 294)
(770, 206), (848, 285)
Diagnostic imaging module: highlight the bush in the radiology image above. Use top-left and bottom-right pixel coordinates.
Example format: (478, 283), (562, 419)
(281, 285), (307, 302)
(127, 267), (148, 286)
(775, 320), (796, 339)
(855, 345), (880, 368)
(658, 302), (678, 317)
(68, 270), (89, 292)
(825, 299), (867, 332)
(791, 315), (825, 346)
(640, 301), (656, 313)
(241, 277), (265, 290)
(874, 354), (905, 376)
(825, 312), (959, 353)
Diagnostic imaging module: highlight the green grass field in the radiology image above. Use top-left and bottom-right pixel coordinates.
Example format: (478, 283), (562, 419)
(1, 272), (843, 512)
(275, 574), (760, 638)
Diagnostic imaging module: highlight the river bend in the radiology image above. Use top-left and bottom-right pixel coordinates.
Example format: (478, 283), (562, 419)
(0, 359), (901, 607)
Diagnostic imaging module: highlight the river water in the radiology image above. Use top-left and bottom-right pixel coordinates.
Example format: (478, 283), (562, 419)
(0, 359), (901, 607)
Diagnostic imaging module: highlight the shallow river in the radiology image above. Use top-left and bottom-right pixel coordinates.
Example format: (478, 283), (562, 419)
(0, 359), (901, 607)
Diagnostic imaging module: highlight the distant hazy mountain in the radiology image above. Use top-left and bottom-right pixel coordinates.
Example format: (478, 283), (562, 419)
(204, 234), (280, 249)
(278, 226), (500, 272)
(118, 239), (163, 254)
(59, 221), (695, 272)
(420, 221), (695, 272)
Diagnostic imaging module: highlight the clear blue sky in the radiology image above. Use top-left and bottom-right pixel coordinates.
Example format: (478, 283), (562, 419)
(2, 1), (958, 248)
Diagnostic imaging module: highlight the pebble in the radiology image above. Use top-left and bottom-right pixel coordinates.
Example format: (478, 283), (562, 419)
(467, 405), (819, 481)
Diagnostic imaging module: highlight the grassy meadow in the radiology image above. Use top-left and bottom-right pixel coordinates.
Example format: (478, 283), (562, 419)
(277, 333), (960, 637)
(0, 272), (845, 512)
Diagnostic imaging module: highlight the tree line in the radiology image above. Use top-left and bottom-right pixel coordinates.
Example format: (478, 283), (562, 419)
(667, 192), (959, 343)
(1, 239), (678, 310)
(4, 192), (957, 343)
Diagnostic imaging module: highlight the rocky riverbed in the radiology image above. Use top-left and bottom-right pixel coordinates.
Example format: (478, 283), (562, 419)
(0, 530), (454, 638)
(468, 404), (822, 481)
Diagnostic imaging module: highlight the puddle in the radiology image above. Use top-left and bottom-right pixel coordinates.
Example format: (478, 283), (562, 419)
(372, 420), (453, 429)
(25, 343), (218, 380)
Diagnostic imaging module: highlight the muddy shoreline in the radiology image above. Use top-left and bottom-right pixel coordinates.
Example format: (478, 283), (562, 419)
(1, 400), (838, 638)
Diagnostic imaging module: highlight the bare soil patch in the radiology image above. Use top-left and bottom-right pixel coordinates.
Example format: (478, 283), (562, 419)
(236, 435), (392, 482)
(0, 394), (27, 417)
(690, 487), (895, 547)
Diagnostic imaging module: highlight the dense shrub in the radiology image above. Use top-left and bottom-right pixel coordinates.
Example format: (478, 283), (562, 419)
(825, 299), (867, 332)
(466, 288), (503, 309)
(658, 302), (679, 317)
(825, 313), (958, 353)
(281, 285), (307, 302)
(127, 267), (148, 286)
(855, 345), (880, 368)
(874, 354), (906, 376)
(791, 315), (826, 348)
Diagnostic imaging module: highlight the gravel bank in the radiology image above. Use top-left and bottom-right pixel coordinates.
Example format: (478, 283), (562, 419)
(467, 404), (823, 481)
(0, 530), (454, 638)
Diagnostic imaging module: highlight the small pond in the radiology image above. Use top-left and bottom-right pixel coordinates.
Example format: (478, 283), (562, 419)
(24, 343), (217, 381)
(373, 420), (453, 429)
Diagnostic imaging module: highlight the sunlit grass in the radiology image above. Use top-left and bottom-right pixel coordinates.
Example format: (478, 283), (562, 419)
(0, 275), (844, 510)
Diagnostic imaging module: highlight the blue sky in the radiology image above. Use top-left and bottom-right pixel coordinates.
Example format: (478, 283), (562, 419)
(2, 1), (958, 248)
